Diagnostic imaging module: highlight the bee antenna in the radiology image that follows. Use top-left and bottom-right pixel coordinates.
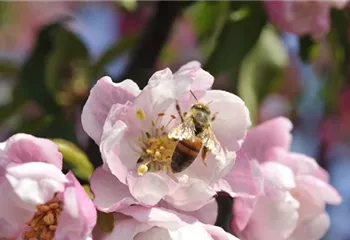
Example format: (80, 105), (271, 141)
(189, 90), (198, 102)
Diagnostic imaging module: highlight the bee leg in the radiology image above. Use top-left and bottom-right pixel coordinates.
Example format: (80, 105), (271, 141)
(201, 147), (208, 166)
(211, 112), (219, 122)
(176, 100), (184, 123)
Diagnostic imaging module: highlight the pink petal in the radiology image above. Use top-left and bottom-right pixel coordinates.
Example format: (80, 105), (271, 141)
(183, 147), (235, 188)
(218, 151), (263, 198)
(164, 179), (216, 211)
(56, 172), (96, 239)
(296, 175), (342, 205)
(100, 120), (137, 184)
(204, 224), (240, 240)
(268, 147), (318, 176)
(5, 162), (67, 211)
(147, 67), (173, 87)
(0, 181), (34, 238)
(0, 141), (6, 150)
(168, 222), (213, 239)
(175, 61), (214, 92)
(312, 166), (330, 183)
(136, 227), (171, 240)
(104, 218), (151, 240)
(243, 117), (292, 163)
(261, 162), (296, 198)
(288, 213), (330, 240)
(158, 198), (218, 225)
(186, 199), (218, 225)
(241, 192), (299, 240)
(0, 218), (18, 239)
(332, 0), (349, 9)
(199, 90), (251, 152)
(127, 172), (170, 206)
(129, 68), (192, 131)
(5, 133), (62, 169)
(291, 180), (325, 221)
(90, 167), (138, 212)
(82, 77), (140, 144)
(120, 206), (192, 230)
(106, 206), (234, 240)
(232, 197), (257, 231)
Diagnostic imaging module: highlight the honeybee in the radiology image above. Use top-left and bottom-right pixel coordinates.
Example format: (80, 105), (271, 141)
(168, 91), (223, 173)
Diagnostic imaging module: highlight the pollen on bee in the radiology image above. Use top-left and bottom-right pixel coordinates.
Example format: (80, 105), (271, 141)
(136, 109), (146, 120)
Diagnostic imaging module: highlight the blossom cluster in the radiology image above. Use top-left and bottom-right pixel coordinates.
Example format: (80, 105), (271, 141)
(264, 0), (349, 39)
(0, 61), (341, 240)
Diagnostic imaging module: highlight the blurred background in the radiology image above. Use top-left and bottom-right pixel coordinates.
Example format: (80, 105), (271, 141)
(0, 1), (348, 239)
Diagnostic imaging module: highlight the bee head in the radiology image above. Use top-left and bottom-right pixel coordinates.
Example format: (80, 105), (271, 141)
(191, 103), (211, 125)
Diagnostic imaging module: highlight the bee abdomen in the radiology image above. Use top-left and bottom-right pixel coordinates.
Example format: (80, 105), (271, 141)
(171, 139), (202, 173)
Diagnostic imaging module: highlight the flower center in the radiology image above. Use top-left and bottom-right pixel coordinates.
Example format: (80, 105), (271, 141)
(136, 109), (177, 176)
(24, 195), (63, 240)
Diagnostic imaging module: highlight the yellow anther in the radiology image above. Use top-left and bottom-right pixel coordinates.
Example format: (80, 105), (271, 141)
(160, 146), (165, 150)
(136, 109), (146, 120)
(146, 149), (153, 155)
(155, 151), (161, 158)
(137, 164), (149, 176)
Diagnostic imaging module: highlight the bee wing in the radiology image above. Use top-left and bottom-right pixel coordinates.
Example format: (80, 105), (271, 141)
(201, 127), (224, 157)
(168, 117), (195, 140)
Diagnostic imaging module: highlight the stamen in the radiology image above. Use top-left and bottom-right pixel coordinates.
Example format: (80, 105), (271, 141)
(146, 149), (153, 155)
(136, 109), (146, 120)
(24, 195), (62, 240)
(164, 115), (176, 130)
(145, 132), (151, 139)
(137, 164), (149, 176)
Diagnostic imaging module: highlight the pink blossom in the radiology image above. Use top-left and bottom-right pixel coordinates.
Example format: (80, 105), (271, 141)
(83, 61), (251, 212)
(99, 205), (239, 240)
(0, 134), (96, 239)
(231, 117), (342, 240)
(264, 1), (349, 39)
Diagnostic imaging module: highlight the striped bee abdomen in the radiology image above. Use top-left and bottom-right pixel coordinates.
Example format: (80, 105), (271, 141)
(171, 138), (202, 173)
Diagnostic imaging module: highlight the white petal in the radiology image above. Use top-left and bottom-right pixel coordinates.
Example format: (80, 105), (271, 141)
(82, 77), (140, 144)
(128, 173), (169, 206)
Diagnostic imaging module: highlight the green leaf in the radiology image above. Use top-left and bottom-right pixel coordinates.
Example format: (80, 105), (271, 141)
(238, 25), (288, 125)
(205, 1), (267, 91)
(51, 138), (94, 181)
(45, 26), (90, 98)
(83, 184), (94, 199)
(89, 34), (138, 80)
(19, 21), (64, 114)
(189, 1), (230, 59)
(97, 211), (115, 233)
(117, 0), (137, 11)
